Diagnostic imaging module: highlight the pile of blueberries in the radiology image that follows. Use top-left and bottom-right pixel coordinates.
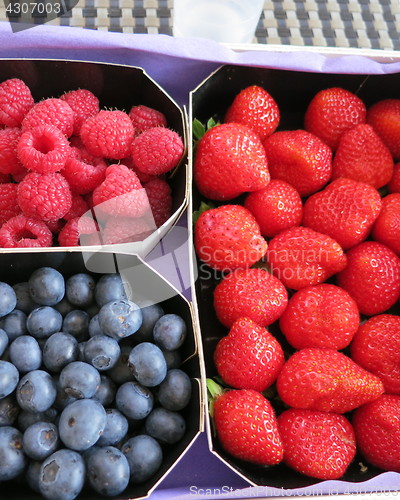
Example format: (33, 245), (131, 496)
(0, 267), (193, 500)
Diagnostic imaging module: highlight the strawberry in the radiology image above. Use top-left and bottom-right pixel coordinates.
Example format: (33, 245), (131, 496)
(213, 268), (288, 328)
(352, 394), (400, 472)
(351, 314), (400, 394)
(302, 177), (382, 249)
(244, 179), (303, 238)
(278, 408), (356, 480)
(194, 123), (270, 201)
(210, 385), (284, 466)
(279, 283), (360, 350)
(304, 87), (366, 150)
(276, 347), (384, 413)
(224, 85), (280, 140)
(337, 241), (400, 316)
(372, 193), (400, 256)
(367, 98), (400, 159)
(388, 162), (400, 193)
(214, 317), (285, 392)
(263, 129), (332, 197)
(194, 204), (267, 272)
(331, 123), (394, 189)
(267, 226), (347, 290)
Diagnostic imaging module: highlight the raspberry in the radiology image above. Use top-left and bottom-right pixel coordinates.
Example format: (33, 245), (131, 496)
(131, 127), (184, 175)
(46, 219), (65, 234)
(17, 124), (71, 173)
(101, 216), (153, 244)
(0, 127), (25, 176)
(62, 147), (107, 194)
(17, 172), (72, 221)
(0, 78), (34, 127)
(80, 110), (135, 160)
(120, 156), (158, 184)
(144, 178), (172, 227)
(60, 89), (100, 136)
(92, 164), (149, 218)
(22, 98), (74, 137)
(0, 173), (10, 183)
(0, 183), (21, 224)
(128, 105), (167, 135)
(58, 216), (100, 247)
(0, 214), (53, 248)
(63, 193), (89, 221)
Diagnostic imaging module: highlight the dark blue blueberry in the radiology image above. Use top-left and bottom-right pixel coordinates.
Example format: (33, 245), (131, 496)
(115, 381), (154, 420)
(158, 369), (192, 411)
(62, 310), (90, 342)
(9, 335), (42, 373)
(97, 408), (129, 446)
(88, 314), (102, 337)
(53, 378), (76, 412)
(65, 273), (95, 308)
(0, 394), (19, 426)
(98, 300), (142, 340)
(58, 399), (107, 451)
(84, 335), (120, 371)
(43, 332), (79, 373)
(145, 407), (186, 444)
(16, 370), (57, 413)
(39, 449), (85, 500)
(23, 421), (59, 461)
(91, 375), (116, 407)
(121, 434), (163, 484)
(59, 361), (100, 399)
(53, 297), (75, 317)
(108, 345), (134, 385)
(28, 267), (65, 306)
(0, 281), (17, 318)
(0, 360), (19, 398)
(162, 349), (182, 370)
(77, 341), (87, 361)
(133, 303), (164, 343)
(0, 426), (26, 481)
(95, 273), (127, 307)
(86, 445), (130, 497)
(0, 327), (8, 356)
(26, 460), (42, 493)
(85, 303), (100, 318)
(17, 407), (58, 432)
(1, 309), (28, 341)
(13, 282), (38, 314)
(128, 342), (167, 387)
(27, 306), (63, 339)
(153, 314), (187, 351)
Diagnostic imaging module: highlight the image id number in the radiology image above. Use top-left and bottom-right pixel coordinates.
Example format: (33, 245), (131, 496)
(6, 1), (62, 15)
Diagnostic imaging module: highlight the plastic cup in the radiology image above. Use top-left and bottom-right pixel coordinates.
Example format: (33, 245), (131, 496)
(172, 0), (264, 44)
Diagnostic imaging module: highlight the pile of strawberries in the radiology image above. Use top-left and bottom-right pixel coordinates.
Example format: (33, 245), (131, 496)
(0, 77), (184, 247)
(193, 85), (400, 481)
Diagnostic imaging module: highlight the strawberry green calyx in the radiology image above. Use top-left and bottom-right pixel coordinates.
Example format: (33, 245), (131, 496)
(192, 201), (215, 225)
(192, 117), (218, 142)
(206, 378), (225, 418)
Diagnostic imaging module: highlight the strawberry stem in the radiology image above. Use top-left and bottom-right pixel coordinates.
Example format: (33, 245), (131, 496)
(206, 378), (225, 419)
(192, 201), (215, 225)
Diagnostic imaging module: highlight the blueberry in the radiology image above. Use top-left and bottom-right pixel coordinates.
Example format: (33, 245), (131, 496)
(39, 449), (85, 500)
(121, 434), (163, 484)
(0, 394), (19, 426)
(98, 300), (142, 340)
(115, 381), (154, 420)
(108, 345), (133, 385)
(27, 306), (63, 339)
(0, 327), (8, 356)
(0, 281), (17, 318)
(97, 408), (129, 446)
(158, 369), (192, 411)
(62, 310), (90, 342)
(23, 421), (59, 461)
(9, 335), (42, 372)
(86, 446), (130, 497)
(84, 335), (120, 371)
(162, 349), (182, 370)
(145, 407), (186, 444)
(53, 379), (76, 412)
(128, 342), (167, 387)
(94, 273), (127, 307)
(18, 407), (58, 432)
(28, 267), (65, 306)
(16, 370), (57, 413)
(59, 361), (100, 399)
(88, 314), (102, 337)
(0, 360), (19, 398)
(153, 313), (187, 351)
(26, 460), (42, 493)
(43, 332), (79, 373)
(13, 282), (38, 314)
(65, 273), (95, 308)
(1, 309), (28, 341)
(133, 303), (164, 343)
(91, 375), (116, 407)
(0, 426), (26, 481)
(53, 297), (75, 317)
(58, 399), (107, 451)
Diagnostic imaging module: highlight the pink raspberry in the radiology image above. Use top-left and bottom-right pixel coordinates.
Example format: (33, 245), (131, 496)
(22, 98), (74, 137)
(0, 183), (22, 224)
(63, 193), (89, 221)
(0, 173), (10, 183)
(0, 127), (25, 176)
(17, 172), (72, 221)
(80, 110), (135, 160)
(0, 78), (34, 127)
(62, 146), (107, 194)
(130, 127), (184, 175)
(17, 124), (71, 173)
(120, 156), (158, 183)
(129, 105), (167, 135)
(46, 219), (65, 234)
(58, 216), (100, 246)
(144, 178), (172, 227)
(12, 167), (29, 184)
(60, 89), (100, 136)
(101, 216), (153, 244)
(92, 164), (149, 218)
(0, 214), (53, 248)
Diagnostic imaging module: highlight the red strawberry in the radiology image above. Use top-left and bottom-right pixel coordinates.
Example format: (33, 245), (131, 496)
(352, 394), (400, 472)
(224, 85), (280, 140)
(213, 268), (288, 328)
(194, 123), (270, 201)
(337, 241), (400, 316)
(264, 129), (332, 197)
(388, 162), (400, 193)
(267, 226), (347, 290)
(304, 86), (366, 151)
(302, 177), (382, 249)
(372, 193), (400, 256)
(367, 98), (400, 159)
(214, 317), (284, 392)
(279, 283), (359, 350)
(211, 386), (284, 466)
(278, 408), (356, 480)
(244, 179), (303, 238)
(332, 123), (394, 189)
(276, 347), (384, 413)
(194, 204), (267, 272)
(351, 314), (400, 394)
